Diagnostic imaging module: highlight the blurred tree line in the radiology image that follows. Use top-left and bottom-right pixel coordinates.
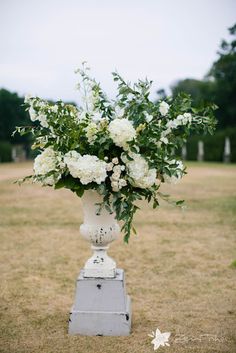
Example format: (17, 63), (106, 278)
(0, 89), (31, 161)
(0, 24), (235, 162)
(161, 24), (236, 162)
(171, 23), (236, 129)
(0, 89), (31, 144)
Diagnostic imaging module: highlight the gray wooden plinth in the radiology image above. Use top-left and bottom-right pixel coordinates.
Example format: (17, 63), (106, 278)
(68, 269), (132, 336)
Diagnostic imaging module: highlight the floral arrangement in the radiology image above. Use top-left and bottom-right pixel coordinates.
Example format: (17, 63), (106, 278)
(15, 63), (216, 242)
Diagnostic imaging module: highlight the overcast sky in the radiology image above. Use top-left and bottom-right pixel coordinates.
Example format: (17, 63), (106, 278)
(0, 0), (235, 103)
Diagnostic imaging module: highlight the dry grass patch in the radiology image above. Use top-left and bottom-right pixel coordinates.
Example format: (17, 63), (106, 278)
(0, 162), (236, 353)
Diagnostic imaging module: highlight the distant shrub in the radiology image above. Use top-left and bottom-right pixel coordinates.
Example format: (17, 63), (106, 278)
(186, 127), (236, 162)
(0, 141), (12, 162)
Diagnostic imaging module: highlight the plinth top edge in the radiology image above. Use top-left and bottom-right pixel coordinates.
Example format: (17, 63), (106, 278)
(78, 269), (125, 281)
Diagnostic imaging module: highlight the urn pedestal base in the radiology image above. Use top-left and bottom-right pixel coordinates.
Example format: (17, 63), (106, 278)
(68, 269), (132, 336)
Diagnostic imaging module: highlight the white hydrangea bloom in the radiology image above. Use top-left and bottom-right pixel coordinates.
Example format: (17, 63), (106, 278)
(43, 175), (57, 186)
(164, 160), (184, 184)
(64, 152), (107, 185)
(159, 101), (170, 116)
(34, 147), (58, 175)
(108, 118), (136, 148)
(123, 153), (157, 189)
(64, 150), (80, 164)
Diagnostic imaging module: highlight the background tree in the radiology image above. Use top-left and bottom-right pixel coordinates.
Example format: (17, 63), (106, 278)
(171, 79), (216, 107)
(171, 23), (236, 129)
(208, 23), (236, 128)
(0, 89), (31, 144)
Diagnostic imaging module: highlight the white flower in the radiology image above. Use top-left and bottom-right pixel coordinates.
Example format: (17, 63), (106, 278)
(144, 112), (153, 123)
(34, 147), (58, 175)
(64, 152), (107, 185)
(29, 107), (37, 122)
(119, 178), (127, 187)
(37, 113), (48, 128)
(113, 165), (121, 174)
(148, 328), (171, 350)
(166, 119), (179, 129)
(85, 122), (98, 143)
(164, 160), (184, 184)
(37, 100), (46, 109)
(108, 118), (136, 148)
(82, 89), (98, 112)
(174, 113), (192, 126)
(123, 153), (156, 189)
(111, 180), (119, 192)
(51, 105), (58, 113)
(109, 162), (127, 192)
(112, 157), (119, 165)
(114, 105), (125, 118)
(159, 101), (170, 116)
(111, 172), (120, 181)
(110, 164), (121, 181)
(183, 112), (192, 124)
(161, 128), (171, 138)
(160, 137), (168, 144)
(106, 162), (113, 171)
(64, 150), (80, 163)
(43, 175), (58, 186)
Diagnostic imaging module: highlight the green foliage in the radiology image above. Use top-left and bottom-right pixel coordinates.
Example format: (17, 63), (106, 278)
(230, 259), (236, 268)
(171, 79), (216, 107)
(15, 66), (216, 242)
(0, 141), (12, 162)
(0, 89), (31, 144)
(208, 24), (236, 128)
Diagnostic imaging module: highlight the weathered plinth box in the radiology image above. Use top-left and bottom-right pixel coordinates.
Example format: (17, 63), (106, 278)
(68, 269), (132, 336)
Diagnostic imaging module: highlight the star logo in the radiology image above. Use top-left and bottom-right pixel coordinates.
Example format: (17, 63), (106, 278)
(148, 328), (171, 350)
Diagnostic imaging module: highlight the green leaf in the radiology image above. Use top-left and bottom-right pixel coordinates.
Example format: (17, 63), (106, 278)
(75, 188), (84, 197)
(176, 200), (185, 206)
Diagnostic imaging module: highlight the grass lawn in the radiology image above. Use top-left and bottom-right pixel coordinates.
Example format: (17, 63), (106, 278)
(0, 162), (236, 353)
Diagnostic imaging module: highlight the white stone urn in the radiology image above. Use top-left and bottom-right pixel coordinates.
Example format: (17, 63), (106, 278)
(80, 189), (120, 278)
